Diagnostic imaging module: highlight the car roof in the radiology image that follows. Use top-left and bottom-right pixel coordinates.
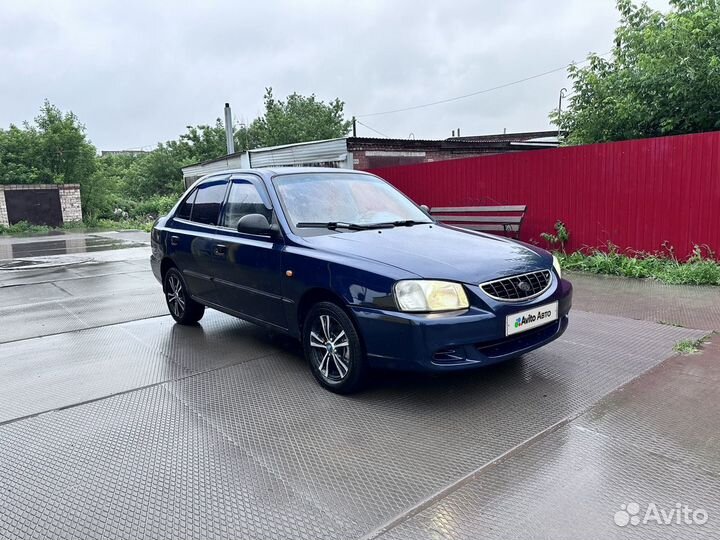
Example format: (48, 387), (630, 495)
(202, 167), (369, 179)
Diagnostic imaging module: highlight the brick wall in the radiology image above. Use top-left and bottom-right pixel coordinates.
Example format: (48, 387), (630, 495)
(59, 184), (82, 222)
(0, 189), (8, 226)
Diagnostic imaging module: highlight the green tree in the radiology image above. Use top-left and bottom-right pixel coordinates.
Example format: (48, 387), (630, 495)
(246, 88), (352, 148)
(0, 125), (45, 184)
(174, 119), (228, 162)
(553, 0), (720, 145)
(123, 144), (186, 200)
(34, 100), (97, 184)
(0, 100), (96, 185)
(0, 90), (353, 222)
(84, 154), (138, 220)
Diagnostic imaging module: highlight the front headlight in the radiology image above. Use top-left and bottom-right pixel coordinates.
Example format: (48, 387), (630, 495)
(394, 280), (469, 312)
(552, 255), (562, 279)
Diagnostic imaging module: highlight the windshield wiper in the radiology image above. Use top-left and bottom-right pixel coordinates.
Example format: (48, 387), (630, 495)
(296, 221), (394, 231)
(387, 220), (432, 227)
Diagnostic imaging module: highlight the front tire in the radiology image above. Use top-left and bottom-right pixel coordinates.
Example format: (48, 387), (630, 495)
(303, 302), (366, 394)
(164, 267), (205, 324)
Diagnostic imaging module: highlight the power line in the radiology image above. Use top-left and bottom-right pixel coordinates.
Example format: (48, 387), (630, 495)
(356, 120), (390, 138)
(357, 51), (611, 118)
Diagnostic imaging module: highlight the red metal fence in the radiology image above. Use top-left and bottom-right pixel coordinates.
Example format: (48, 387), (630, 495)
(368, 131), (720, 259)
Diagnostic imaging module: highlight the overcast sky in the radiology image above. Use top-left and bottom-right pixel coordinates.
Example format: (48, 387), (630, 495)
(1, 0), (670, 150)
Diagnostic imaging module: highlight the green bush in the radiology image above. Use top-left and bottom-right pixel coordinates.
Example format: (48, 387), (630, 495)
(0, 220), (53, 235)
(540, 220), (570, 253)
(556, 243), (720, 286)
(1, 217), (156, 236)
(131, 195), (176, 219)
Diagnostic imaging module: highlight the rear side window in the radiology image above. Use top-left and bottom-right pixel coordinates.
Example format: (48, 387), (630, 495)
(190, 180), (228, 225)
(175, 190), (196, 220)
(221, 180), (272, 230)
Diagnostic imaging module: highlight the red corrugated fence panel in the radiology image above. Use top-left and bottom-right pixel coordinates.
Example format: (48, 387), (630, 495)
(366, 131), (720, 259)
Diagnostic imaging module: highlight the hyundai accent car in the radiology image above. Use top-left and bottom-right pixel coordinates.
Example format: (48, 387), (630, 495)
(151, 168), (572, 393)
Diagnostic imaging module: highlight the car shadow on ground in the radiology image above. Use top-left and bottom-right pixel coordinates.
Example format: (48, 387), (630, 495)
(254, 327), (542, 400)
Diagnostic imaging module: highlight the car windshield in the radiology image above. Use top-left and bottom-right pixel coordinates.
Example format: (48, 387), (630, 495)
(273, 172), (432, 230)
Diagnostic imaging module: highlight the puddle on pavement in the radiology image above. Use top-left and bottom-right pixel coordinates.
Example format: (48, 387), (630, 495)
(0, 235), (146, 269)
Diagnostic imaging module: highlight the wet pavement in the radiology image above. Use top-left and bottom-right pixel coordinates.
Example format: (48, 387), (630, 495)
(0, 231), (718, 539)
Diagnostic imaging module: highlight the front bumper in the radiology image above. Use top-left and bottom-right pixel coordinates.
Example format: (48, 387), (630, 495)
(352, 277), (573, 372)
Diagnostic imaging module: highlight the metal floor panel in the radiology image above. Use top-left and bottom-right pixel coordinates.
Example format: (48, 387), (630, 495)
(161, 312), (704, 538)
(378, 424), (720, 540)
(0, 262), (149, 288)
(0, 323), (187, 423)
(0, 312), (279, 423)
(0, 309), (705, 539)
(90, 230), (151, 244)
(577, 354), (720, 477)
(119, 311), (284, 374)
(0, 385), (349, 540)
(378, 343), (720, 540)
(68, 259), (149, 277)
(0, 281), (71, 307)
(568, 271), (720, 331)
(49, 270), (152, 296)
(0, 283), (166, 343)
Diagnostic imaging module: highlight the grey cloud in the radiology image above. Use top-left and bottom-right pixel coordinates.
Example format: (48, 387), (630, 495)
(0, 0), (670, 149)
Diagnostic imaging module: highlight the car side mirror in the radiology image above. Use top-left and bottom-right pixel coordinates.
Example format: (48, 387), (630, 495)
(237, 213), (274, 236)
(420, 204), (430, 215)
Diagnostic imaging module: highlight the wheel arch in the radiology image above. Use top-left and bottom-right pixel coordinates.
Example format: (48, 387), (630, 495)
(160, 258), (177, 290)
(296, 288), (349, 332)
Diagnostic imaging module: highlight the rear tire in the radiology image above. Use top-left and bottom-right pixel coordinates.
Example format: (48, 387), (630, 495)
(164, 267), (205, 324)
(302, 302), (366, 394)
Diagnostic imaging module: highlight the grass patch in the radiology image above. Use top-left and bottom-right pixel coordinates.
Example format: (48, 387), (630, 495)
(673, 338), (707, 354)
(659, 320), (685, 328)
(87, 218), (155, 232)
(556, 244), (720, 286)
(0, 218), (154, 236)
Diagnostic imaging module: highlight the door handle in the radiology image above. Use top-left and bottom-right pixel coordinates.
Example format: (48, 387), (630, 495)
(214, 244), (227, 256)
(170, 235), (179, 246)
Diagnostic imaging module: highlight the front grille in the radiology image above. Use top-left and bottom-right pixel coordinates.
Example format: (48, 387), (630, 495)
(480, 269), (552, 302)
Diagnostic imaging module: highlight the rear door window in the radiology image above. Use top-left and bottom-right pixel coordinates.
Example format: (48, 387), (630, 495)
(190, 179), (228, 225)
(175, 189), (197, 220)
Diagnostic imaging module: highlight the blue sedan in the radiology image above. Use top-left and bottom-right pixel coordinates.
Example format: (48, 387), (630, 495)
(151, 168), (572, 393)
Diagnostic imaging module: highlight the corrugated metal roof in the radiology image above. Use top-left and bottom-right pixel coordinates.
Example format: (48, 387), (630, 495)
(249, 138), (348, 167)
(182, 154), (247, 177)
(446, 130), (561, 143)
(181, 131), (560, 175)
(249, 137), (345, 152)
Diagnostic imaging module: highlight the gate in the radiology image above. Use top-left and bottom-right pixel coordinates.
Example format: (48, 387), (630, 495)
(5, 189), (63, 227)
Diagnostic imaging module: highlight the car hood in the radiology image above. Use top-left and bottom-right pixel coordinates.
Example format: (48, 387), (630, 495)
(302, 224), (551, 284)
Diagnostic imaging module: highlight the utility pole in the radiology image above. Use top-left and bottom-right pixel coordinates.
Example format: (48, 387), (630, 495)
(224, 103), (235, 155)
(352, 116), (357, 137)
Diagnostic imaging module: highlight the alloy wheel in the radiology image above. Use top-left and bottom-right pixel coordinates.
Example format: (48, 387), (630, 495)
(309, 314), (351, 382)
(166, 273), (186, 318)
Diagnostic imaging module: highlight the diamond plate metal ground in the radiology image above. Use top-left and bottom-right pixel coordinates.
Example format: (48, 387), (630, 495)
(0, 309), (707, 539)
(376, 338), (720, 540)
(567, 271), (720, 331)
(0, 234), (718, 539)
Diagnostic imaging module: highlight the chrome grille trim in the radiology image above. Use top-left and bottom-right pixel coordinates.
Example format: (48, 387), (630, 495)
(479, 269), (553, 302)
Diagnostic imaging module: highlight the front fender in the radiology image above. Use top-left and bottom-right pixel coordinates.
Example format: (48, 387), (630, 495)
(280, 245), (416, 336)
